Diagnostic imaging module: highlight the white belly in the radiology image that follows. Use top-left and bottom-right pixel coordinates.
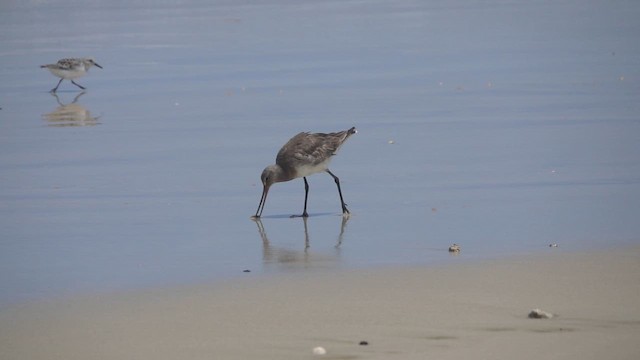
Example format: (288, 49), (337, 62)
(49, 67), (85, 80)
(294, 158), (331, 178)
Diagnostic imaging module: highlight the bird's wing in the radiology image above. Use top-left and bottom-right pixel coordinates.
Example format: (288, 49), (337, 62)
(276, 132), (344, 168)
(56, 59), (79, 70)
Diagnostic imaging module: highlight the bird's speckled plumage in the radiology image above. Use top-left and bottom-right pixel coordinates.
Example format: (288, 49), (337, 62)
(275, 127), (356, 180)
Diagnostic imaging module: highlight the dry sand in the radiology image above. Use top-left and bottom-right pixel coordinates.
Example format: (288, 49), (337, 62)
(1, 247), (639, 360)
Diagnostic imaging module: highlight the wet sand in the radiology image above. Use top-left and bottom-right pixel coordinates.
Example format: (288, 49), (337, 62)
(2, 246), (639, 359)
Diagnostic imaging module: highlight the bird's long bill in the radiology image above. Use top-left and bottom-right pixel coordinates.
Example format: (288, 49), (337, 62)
(254, 185), (270, 218)
(94, 63), (103, 69)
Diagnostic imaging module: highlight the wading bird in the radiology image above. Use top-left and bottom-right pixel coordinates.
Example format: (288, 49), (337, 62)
(253, 127), (356, 218)
(40, 58), (102, 93)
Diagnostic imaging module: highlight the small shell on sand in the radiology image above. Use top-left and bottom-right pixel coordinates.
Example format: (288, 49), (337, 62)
(448, 244), (461, 252)
(528, 309), (554, 319)
(312, 346), (327, 355)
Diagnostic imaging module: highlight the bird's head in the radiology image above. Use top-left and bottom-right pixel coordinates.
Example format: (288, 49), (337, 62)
(84, 58), (103, 69)
(260, 164), (281, 190)
(253, 164), (283, 218)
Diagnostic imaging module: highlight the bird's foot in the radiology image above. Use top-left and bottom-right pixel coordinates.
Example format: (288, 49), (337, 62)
(290, 212), (309, 218)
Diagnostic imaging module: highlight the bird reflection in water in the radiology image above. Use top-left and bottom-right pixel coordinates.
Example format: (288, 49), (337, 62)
(42, 91), (99, 127)
(252, 216), (350, 268)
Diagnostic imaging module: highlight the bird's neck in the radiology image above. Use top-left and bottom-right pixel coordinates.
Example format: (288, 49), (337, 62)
(270, 164), (295, 183)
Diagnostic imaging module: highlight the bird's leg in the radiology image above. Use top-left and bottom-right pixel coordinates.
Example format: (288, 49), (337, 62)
(291, 177), (310, 218)
(71, 80), (86, 90)
(302, 177), (310, 217)
(51, 78), (64, 93)
(326, 170), (349, 215)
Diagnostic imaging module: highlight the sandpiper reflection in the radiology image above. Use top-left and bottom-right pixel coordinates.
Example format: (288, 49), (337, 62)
(42, 92), (99, 127)
(252, 216), (349, 268)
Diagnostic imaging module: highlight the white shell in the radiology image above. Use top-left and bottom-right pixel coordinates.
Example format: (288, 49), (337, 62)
(312, 346), (327, 355)
(528, 308), (554, 319)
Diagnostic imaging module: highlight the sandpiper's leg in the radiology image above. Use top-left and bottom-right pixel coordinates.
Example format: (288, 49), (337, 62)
(302, 177), (310, 217)
(326, 170), (349, 214)
(51, 78), (64, 93)
(71, 80), (86, 90)
(291, 177), (310, 218)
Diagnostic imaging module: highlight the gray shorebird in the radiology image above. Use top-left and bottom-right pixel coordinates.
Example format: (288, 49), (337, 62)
(40, 58), (102, 93)
(253, 127), (357, 218)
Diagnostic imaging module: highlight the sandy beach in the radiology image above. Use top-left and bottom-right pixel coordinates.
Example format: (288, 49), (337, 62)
(2, 246), (639, 360)
(2, 1), (640, 359)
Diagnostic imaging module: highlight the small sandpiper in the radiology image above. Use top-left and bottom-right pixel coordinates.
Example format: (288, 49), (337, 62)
(253, 127), (357, 219)
(40, 58), (103, 93)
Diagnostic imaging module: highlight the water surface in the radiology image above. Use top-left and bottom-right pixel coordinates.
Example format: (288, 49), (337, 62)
(1, 0), (639, 306)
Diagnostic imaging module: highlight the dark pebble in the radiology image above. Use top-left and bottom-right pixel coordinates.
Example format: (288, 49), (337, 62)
(243, 269), (251, 273)
(359, 341), (368, 346)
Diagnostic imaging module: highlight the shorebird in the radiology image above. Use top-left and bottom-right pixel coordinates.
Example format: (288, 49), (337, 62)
(253, 127), (357, 218)
(40, 58), (103, 93)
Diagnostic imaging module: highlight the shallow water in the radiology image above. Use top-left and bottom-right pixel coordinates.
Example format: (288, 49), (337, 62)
(1, 0), (639, 306)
